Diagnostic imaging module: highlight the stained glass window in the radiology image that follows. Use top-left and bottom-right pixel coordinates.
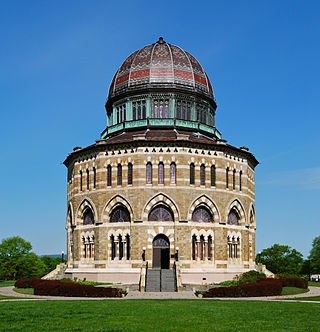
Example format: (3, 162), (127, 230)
(110, 206), (130, 222)
(190, 163), (195, 185)
(170, 162), (176, 184)
(200, 164), (205, 185)
(211, 165), (216, 186)
(153, 99), (169, 118)
(146, 162), (152, 184)
(128, 163), (133, 185)
(148, 205), (174, 222)
(158, 162), (164, 184)
(107, 165), (112, 186)
(228, 209), (240, 225)
(117, 164), (122, 185)
(192, 207), (213, 223)
(83, 209), (94, 225)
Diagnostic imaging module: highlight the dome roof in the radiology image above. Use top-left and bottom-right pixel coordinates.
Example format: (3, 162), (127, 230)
(108, 37), (214, 101)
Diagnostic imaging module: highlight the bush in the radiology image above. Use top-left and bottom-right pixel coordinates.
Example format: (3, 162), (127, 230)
(14, 278), (122, 297)
(14, 278), (44, 289)
(277, 277), (308, 289)
(203, 278), (282, 298)
(237, 270), (266, 285)
(217, 280), (238, 287)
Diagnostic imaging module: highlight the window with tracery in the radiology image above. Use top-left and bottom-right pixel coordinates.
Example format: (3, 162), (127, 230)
(132, 100), (146, 120)
(83, 209), (94, 225)
(190, 163), (195, 185)
(117, 164), (122, 185)
(148, 205), (174, 222)
(146, 162), (152, 184)
(192, 206), (213, 223)
(158, 162), (164, 184)
(211, 165), (216, 186)
(153, 99), (169, 118)
(116, 104), (126, 123)
(170, 162), (176, 184)
(107, 165), (112, 186)
(110, 206), (130, 223)
(228, 209), (240, 225)
(177, 100), (191, 120)
(196, 103), (208, 124)
(228, 236), (240, 258)
(128, 163), (133, 185)
(200, 164), (205, 185)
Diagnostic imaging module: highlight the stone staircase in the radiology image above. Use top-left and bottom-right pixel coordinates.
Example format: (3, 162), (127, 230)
(145, 269), (176, 292)
(42, 263), (67, 280)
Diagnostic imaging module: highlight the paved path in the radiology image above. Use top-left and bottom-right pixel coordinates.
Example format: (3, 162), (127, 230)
(1, 286), (320, 302)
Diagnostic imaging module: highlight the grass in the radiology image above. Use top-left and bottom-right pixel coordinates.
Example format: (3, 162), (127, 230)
(283, 296), (320, 302)
(0, 281), (15, 287)
(281, 287), (309, 296)
(308, 281), (320, 287)
(0, 300), (320, 331)
(13, 288), (34, 295)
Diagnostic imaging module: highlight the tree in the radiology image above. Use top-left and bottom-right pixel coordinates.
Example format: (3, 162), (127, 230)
(257, 244), (303, 275)
(40, 256), (62, 275)
(0, 236), (46, 280)
(309, 236), (320, 273)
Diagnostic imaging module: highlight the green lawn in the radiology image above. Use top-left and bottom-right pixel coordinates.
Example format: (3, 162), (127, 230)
(13, 288), (34, 295)
(281, 287), (309, 296)
(0, 281), (15, 287)
(0, 300), (320, 331)
(308, 281), (320, 287)
(282, 296), (320, 302)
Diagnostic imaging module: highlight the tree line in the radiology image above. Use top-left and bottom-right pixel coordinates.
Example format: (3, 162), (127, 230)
(0, 236), (63, 280)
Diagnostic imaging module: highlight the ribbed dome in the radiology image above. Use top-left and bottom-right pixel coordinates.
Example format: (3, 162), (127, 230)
(108, 37), (214, 100)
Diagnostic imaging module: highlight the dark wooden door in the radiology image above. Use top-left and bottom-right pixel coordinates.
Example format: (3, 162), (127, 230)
(152, 235), (170, 269)
(152, 247), (161, 268)
(161, 248), (170, 269)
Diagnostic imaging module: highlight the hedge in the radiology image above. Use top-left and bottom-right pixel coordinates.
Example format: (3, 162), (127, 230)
(14, 279), (122, 298)
(203, 278), (283, 298)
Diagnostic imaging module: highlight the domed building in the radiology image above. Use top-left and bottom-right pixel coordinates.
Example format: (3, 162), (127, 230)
(63, 38), (258, 289)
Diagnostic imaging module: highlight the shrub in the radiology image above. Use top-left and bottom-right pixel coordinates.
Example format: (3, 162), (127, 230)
(217, 280), (238, 287)
(277, 277), (308, 289)
(203, 278), (282, 298)
(237, 270), (266, 285)
(14, 278), (44, 289)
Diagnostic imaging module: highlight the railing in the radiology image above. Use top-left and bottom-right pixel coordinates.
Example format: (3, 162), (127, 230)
(101, 118), (221, 139)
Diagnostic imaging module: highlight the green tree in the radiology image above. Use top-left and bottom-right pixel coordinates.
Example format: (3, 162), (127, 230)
(0, 236), (46, 280)
(40, 256), (61, 274)
(309, 236), (320, 273)
(258, 244), (303, 275)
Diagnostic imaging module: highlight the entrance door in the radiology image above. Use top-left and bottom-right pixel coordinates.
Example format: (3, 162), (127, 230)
(152, 234), (170, 269)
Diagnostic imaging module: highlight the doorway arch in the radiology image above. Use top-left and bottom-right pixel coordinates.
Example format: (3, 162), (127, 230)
(152, 234), (170, 269)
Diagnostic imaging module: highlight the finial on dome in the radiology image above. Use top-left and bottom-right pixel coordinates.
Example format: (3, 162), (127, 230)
(157, 37), (165, 44)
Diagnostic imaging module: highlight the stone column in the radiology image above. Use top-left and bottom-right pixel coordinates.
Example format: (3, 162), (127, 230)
(204, 241), (208, 261)
(196, 241), (201, 261)
(123, 241), (127, 260)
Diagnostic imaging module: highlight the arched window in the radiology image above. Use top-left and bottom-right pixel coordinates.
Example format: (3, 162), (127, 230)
(226, 167), (229, 188)
(199, 235), (204, 260)
(190, 163), (195, 185)
(117, 164), (122, 185)
(228, 209), (240, 225)
(93, 167), (96, 189)
(128, 163), (133, 185)
(211, 165), (216, 186)
(110, 206), (130, 223)
(170, 162), (176, 184)
(146, 162), (152, 184)
(158, 162), (164, 184)
(83, 208), (94, 225)
(111, 235), (116, 260)
(148, 205), (174, 222)
(80, 170), (83, 191)
(239, 171), (242, 191)
(200, 164), (205, 185)
(208, 236), (212, 260)
(192, 206), (213, 223)
(233, 169), (236, 190)
(107, 165), (112, 187)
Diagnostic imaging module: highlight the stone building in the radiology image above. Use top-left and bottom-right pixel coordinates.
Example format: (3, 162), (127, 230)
(63, 38), (258, 287)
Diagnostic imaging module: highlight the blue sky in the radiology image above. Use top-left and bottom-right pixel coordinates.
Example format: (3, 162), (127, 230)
(0, 1), (319, 257)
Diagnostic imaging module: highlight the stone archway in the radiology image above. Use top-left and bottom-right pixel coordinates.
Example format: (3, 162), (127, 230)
(152, 234), (170, 269)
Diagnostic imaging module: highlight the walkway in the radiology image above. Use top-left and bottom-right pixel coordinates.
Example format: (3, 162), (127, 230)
(1, 286), (320, 302)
